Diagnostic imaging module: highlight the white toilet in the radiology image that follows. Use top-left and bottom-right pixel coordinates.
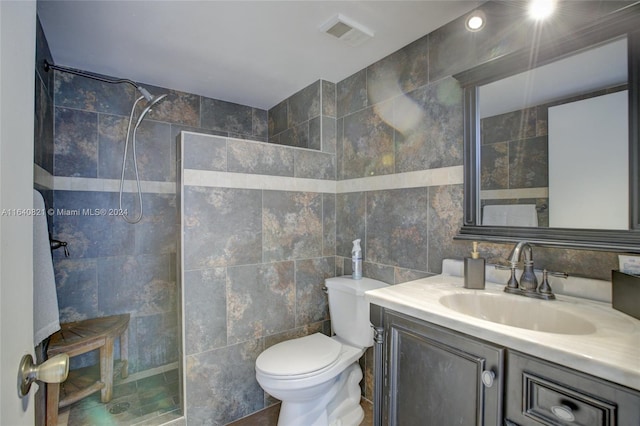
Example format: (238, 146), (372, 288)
(255, 276), (388, 426)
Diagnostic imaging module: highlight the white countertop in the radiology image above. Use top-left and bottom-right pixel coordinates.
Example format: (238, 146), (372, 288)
(365, 274), (640, 391)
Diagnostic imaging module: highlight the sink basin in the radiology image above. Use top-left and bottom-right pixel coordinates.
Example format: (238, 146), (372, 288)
(439, 293), (597, 335)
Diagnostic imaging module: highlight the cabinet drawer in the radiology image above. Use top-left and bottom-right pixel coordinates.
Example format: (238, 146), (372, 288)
(520, 371), (615, 425)
(506, 351), (640, 426)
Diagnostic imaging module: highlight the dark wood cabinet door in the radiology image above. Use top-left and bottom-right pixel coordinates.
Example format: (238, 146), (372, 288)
(383, 311), (504, 426)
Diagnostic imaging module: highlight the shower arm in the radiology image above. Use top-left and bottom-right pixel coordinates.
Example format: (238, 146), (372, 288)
(43, 60), (154, 101)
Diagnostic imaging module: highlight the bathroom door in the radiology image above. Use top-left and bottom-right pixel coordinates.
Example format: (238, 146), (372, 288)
(0, 1), (37, 424)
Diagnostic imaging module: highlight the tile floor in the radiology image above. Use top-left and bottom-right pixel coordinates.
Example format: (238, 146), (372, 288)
(226, 399), (373, 426)
(56, 366), (181, 426)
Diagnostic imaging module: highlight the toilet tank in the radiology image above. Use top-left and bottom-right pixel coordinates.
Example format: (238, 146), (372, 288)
(325, 276), (389, 348)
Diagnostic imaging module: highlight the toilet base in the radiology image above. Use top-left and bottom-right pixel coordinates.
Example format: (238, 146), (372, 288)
(277, 362), (364, 426)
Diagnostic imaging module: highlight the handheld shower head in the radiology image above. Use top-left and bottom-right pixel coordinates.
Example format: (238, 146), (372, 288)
(137, 86), (154, 102)
(134, 93), (167, 128)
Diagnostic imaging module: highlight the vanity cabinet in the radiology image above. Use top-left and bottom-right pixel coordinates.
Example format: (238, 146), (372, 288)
(370, 305), (640, 426)
(505, 351), (640, 426)
(376, 308), (504, 425)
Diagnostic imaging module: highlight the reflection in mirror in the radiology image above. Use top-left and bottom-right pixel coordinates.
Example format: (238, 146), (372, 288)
(478, 37), (628, 229)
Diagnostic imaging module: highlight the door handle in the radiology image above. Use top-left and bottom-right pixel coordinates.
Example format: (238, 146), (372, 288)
(18, 353), (69, 398)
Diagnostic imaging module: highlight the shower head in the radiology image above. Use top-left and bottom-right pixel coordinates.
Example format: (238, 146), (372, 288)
(136, 86), (154, 102)
(134, 93), (167, 128)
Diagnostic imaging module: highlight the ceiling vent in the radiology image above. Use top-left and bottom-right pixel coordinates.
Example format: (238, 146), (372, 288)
(320, 14), (374, 47)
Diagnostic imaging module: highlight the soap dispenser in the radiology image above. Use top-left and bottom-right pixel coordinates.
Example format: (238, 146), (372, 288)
(464, 242), (485, 289)
(352, 239), (362, 280)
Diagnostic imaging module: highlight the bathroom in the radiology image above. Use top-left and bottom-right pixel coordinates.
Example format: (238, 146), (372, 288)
(3, 0), (636, 425)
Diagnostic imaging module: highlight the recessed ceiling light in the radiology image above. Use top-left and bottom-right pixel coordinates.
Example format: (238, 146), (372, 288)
(465, 10), (486, 32)
(529, 0), (556, 20)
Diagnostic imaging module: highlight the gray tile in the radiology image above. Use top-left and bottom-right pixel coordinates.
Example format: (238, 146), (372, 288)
(268, 99), (288, 138)
(342, 105), (395, 179)
(288, 80), (320, 127)
(183, 187), (262, 270)
(134, 193), (177, 255)
(184, 268), (227, 355)
(336, 192), (366, 258)
(366, 188), (429, 271)
(182, 133), (227, 171)
(295, 257), (334, 326)
(135, 312), (179, 371)
(52, 191), (134, 259)
(54, 107), (98, 177)
(227, 262), (295, 344)
(186, 339), (264, 425)
(262, 191), (322, 262)
(322, 116), (337, 154)
(367, 35), (429, 106)
(509, 136), (548, 188)
(54, 72), (135, 116)
(427, 184), (467, 273)
(34, 74), (54, 174)
(143, 88), (200, 127)
(294, 150), (335, 180)
(97, 254), (175, 316)
(337, 69), (367, 118)
(201, 97), (253, 136)
(322, 80), (337, 118)
(53, 258), (99, 323)
(253, 108), (269, 139)
(227, 139), (294, 177)
(322, 193), (336, 257)
(394, 77), (463, 172)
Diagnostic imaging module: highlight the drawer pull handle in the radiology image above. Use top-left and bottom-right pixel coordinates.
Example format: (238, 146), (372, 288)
(481, 370), (495, 388)
(551, 405), (575, 422)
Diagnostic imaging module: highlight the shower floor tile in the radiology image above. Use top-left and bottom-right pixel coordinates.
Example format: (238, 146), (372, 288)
(56, 366), (181, 426)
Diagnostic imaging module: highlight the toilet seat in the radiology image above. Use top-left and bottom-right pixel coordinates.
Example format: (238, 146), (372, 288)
(256, 333), (342, 377)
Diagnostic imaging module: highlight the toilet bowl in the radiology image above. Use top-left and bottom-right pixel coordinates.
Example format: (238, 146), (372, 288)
(256, 333), (364, 426)
(255, 276), (388, 426)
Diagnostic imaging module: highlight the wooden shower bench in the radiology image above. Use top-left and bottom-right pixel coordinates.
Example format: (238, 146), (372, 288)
(46, 314), (130, 425)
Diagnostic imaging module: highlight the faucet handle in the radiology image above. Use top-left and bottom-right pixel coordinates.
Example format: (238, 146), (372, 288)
(547, 270), (569, 279)
(537, 269), (556, 300)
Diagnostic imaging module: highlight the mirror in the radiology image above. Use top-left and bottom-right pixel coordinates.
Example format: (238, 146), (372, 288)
(453, 5), (640, 252)
(479, 37), (628, 230)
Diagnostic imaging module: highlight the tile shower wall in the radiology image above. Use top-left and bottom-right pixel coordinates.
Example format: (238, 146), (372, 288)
(34, 16), (54, 212)
(268, 79), (337, 153)
(180, 133), (336, 425)
(334, 0), (630, 401)
(45, 57), (268, 376)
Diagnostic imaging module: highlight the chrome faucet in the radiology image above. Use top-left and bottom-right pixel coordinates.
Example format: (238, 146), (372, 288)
(507, 241), (538, 292)
(499, 241), (567, 300)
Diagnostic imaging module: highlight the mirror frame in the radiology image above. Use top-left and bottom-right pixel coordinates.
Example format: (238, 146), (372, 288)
(453, 4), (640, 252)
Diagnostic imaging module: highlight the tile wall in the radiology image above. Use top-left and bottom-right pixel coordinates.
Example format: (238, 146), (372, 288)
(180, 133), (336, 424)
(268, 80), (337, 153)
(33, 1), (634, 424)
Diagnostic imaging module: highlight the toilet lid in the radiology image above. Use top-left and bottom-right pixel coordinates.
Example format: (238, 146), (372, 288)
(256, 333), (342, 376)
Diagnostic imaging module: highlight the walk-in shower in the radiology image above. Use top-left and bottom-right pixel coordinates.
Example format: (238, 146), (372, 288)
(44, 60), (167, 223)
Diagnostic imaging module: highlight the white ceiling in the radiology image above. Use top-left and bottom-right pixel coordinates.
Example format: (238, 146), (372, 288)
(37, 1), (479, 110)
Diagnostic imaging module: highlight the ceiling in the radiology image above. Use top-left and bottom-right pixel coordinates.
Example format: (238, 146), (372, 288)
(37, 1), (479, 110)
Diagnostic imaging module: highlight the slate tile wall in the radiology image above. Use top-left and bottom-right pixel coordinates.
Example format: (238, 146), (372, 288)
(268, 79), (337, 153)
(48, 68), (268, 375)
(180, 133), (336, 424)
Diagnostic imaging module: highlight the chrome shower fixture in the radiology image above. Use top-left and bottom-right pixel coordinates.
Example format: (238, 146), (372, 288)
(43, 60), (162, 106)
(44, 60), (168, 224)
